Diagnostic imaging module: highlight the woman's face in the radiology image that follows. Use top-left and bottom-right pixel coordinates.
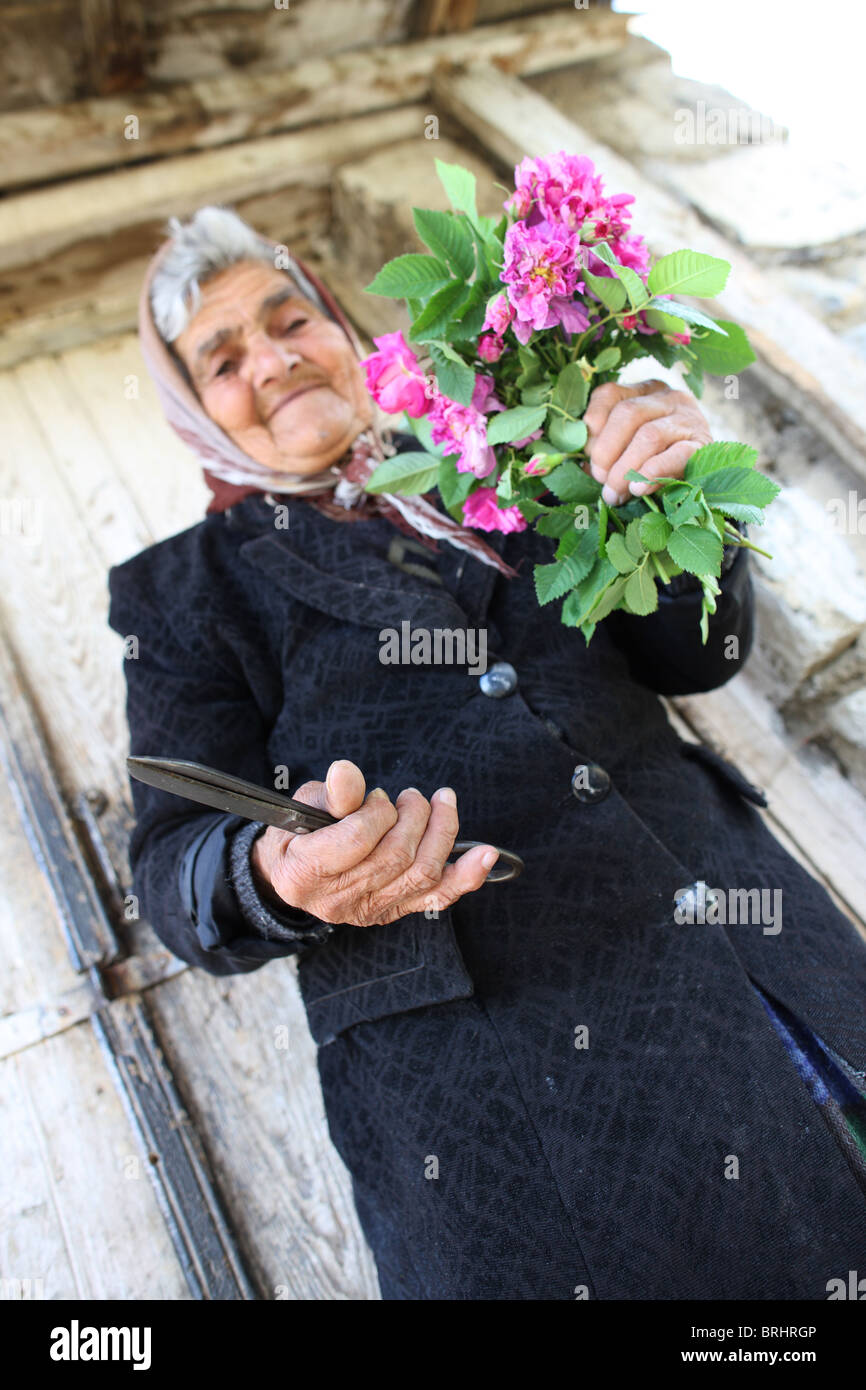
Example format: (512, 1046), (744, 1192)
(173, 259), (373, 474)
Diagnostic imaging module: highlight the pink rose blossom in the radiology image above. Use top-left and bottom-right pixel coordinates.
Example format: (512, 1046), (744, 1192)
(427, 374), (504, 479)
(462, 487), (528, 533)
(482, 293), (514, 336)
(478, 334), (504, 363)
(525, 455), (550, 476)
(502, 220), (583, 343)
(505, 153), (636, 243)
(360, 332), (430, 418)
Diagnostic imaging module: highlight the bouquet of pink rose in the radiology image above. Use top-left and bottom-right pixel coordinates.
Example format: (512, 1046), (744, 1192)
(360, 153), (779, 644)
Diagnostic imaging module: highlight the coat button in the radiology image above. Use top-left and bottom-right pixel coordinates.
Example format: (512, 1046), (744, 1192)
(479, 661), (518, 698)
(571, 763), (611, 803)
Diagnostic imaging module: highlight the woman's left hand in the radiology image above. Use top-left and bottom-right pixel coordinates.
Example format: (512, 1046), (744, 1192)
(583, 379), (713, 506)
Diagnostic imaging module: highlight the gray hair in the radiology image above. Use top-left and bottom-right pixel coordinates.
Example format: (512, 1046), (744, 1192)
(150, 204), (329, 342)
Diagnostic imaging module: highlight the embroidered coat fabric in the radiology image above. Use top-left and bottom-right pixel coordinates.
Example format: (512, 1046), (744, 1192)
(107, 441), (866, 1301)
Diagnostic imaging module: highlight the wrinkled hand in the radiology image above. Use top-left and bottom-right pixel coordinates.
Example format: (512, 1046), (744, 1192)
(584, 379), (713, 506)
(250, 759), (499, 927)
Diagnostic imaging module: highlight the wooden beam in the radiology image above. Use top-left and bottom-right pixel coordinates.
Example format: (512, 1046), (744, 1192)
(0, 106), (420, 272)
(432, 63), (866, 483)
(0, 8), (630, 190)
(411, 0), (478, 36)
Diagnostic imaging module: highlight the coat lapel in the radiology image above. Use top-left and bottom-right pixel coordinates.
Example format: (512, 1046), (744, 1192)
(238, 499), (475, 633)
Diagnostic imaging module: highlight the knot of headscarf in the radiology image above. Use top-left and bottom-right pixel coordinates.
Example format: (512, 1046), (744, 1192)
(137, 233), (517, 577)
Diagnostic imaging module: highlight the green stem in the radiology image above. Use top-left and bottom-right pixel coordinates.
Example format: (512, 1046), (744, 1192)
(651, 552), (673, 584)
(722, 523), (773, 559)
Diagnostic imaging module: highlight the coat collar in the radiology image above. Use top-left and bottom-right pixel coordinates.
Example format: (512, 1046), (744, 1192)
(235, 494), (501, 632)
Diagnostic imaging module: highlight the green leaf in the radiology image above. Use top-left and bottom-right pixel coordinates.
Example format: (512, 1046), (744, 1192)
(643, 337), (680, 370)
(624, 562), (659, 616)
(434, 159), (479, 223)
(496, 465), (515, 501)
(426, 340), (475, 406)
(684, 441), (759, 481)
(616, 265), (650, 310)
(548, 417), (589, 453)
(624, 517), (646, 561)
(536, 508), (578, 538)
(521, 382), (550, 407)
(585, 572), (630, 623)
(593, 346), (621, 372)
(689, 320), (756, 376)
(437, 460), (474, 519)
(647, 250), (731, 300)
(645, 299), (728, 335)
(451, 280), (488, 338)
(561, 555), (618, 626)
(534, 548), (596, 605)
(583, 269), (627, 313)
(544, 460), (601, 504)
(664, 488), (703, 528)
(605, 533), (638, 574)
(364, 451), (441, 495)
(699, 466), (779, 507)
(639, 511), (672, 552)
(486, 404), (548, 446)
(683, 365), (704, 398)
(365, 254), (451, 299)
(666, 522), (724, 577)
(412, 207), (474, 279)
(552, 362), (589, 418)
(409, 279), (468, 341)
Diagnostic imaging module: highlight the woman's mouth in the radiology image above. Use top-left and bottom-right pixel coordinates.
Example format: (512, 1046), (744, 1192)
(268, 383), (328, 420)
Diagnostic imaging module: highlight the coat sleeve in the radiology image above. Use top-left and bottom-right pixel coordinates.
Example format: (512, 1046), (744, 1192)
(107, 565), (334, 977)
(603, 524), (755, 697)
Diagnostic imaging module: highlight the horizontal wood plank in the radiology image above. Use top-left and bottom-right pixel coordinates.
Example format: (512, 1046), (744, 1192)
(0, 8), (629, 188)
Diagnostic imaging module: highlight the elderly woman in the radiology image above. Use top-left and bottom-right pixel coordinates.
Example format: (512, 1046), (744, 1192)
(108, 206), (866, 1301)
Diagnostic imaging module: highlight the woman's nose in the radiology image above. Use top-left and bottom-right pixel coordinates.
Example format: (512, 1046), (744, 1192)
(246, 331), (300, 389)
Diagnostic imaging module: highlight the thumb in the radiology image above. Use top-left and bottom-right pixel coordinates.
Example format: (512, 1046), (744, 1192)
(292, 759), (367, 821)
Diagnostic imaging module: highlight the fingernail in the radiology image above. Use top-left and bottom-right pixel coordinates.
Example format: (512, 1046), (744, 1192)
(435, 787), (457, 807)
(481, 849), (499, 869)
(601, 483), (618, 505)
(629, 480), (648, 495)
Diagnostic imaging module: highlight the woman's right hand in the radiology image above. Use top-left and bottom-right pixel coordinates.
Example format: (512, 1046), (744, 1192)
(249, 759), (499, 927)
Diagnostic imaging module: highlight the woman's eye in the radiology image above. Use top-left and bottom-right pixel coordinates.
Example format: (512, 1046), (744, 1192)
(214, 359), (236, 378)
(280, 318), (307, 334)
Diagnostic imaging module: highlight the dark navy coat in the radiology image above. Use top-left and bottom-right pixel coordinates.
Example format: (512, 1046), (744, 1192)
(107, 438), (866, 1300)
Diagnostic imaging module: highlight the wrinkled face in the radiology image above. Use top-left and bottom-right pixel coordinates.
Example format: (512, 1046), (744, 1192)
(173, 259), (373, 474)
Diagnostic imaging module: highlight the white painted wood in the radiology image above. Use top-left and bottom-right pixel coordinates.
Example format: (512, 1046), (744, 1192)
(147, 965), (381, 1300)
(0, 1022), (190, 1299)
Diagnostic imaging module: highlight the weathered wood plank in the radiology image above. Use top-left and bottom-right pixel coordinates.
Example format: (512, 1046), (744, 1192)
(59, 334), (211, 540)
(432, 63), (866, 483)
(0, 106), (422, 272)
(0, 636), (122, 973)
(0, 185), (330, 371)
(0, 372), (132, 838)
(0, 1022), (190, 1299)
(146, 964), (380, 1300)
(0, 8), (629, 188)
(0, 754), (84, 1018)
